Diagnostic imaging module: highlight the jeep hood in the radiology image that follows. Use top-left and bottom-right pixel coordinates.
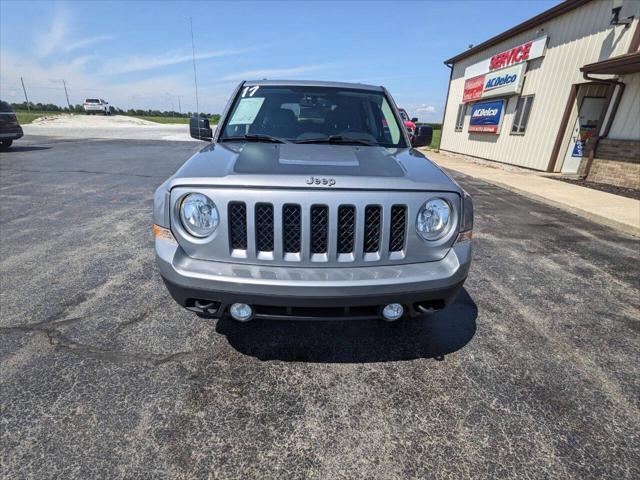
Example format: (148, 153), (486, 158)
(165, 142), (459, 192)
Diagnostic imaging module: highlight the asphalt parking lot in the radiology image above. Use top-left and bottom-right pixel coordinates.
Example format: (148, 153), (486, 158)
(1, 135), (639, 479)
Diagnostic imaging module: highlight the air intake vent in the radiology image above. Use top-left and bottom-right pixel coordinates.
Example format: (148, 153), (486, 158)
(337, 206), (355, 254)
(282, 204), (301, 253)
(389, 205), (407, 252)
(310, 205), (329, 254)
(255, 203), (274, 252)
(363, 206), (382, 253)
(228, 202), (247, 250)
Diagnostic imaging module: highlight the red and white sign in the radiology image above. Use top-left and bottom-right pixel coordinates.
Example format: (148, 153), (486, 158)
(463, 63), (526, 103)
(463, 75), (484, 102)
(464, 35), (547, 80)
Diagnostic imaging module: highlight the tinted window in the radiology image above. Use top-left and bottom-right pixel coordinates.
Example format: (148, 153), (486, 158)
(511, 95), (534, 134)
(85, 99), (100, 103)
(0, 101), (13, 113)
(220, 85), (407, 147)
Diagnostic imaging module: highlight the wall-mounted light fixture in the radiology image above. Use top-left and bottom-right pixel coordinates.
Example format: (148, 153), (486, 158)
(610, 7), (634, 28)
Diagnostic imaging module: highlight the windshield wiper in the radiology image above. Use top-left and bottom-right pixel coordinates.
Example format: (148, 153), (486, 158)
(219, 134), (287, 143)
(294, 135), (376, 146)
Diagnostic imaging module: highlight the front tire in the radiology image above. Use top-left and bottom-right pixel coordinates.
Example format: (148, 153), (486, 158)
(0, 139), (13, 150)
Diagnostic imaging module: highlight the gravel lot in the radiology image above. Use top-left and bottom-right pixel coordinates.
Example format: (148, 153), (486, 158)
(22, 114), (194, 141)
(1, 136), (639, 479)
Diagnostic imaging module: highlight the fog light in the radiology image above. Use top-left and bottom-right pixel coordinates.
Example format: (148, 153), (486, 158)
(382, 303), (404, 321)
(230, 303), (253, 322)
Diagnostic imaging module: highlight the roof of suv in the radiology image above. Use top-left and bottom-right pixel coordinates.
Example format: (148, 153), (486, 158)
(243, 79), (384, 91)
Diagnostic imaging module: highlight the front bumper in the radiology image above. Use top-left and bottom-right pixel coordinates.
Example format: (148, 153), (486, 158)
(156, 237), (472, 320)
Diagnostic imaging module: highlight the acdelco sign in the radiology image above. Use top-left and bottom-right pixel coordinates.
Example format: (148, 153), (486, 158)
(463, 63), (525, 102)
(469, 99), (504, 134)
(485, 72), (517, 90)
(464, 35), (547, 80)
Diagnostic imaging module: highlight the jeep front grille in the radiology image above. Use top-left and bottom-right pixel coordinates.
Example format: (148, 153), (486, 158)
(310, 205), (329, 254)
(228, 202), (408, 262)
(389, 205), (407, 252)
(337, 206), (356, 254)
(282, 204), (301, 253)
(255, 203), (274, 252)
(363, 206), (382, 253)
(228, 202), (247, 250)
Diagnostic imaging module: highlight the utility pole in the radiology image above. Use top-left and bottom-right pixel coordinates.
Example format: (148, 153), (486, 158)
(20, 77), (30, 111)
(190, 17), (200, 117)
(177, 96), (182, 114)
(62, 79), (71, 109)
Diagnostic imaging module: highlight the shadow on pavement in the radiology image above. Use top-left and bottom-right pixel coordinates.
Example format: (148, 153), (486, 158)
(1, 145), (52, 152)
(216, 289), (477, 363)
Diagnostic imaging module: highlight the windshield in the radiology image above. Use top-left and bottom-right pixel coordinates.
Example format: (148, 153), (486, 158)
(219, 85), (406, 147)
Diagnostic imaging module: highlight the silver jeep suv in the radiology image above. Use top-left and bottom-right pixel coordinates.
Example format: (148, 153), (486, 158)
(153, 81), (473, 322)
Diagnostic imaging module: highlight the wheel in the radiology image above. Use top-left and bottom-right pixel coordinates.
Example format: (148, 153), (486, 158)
(0, 139), (13, 150)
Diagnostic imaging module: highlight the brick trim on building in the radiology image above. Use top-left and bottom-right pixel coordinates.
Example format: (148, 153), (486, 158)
(582, 139), (640, 188)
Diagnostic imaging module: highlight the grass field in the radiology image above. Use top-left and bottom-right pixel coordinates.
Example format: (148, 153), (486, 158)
(14, 111), (62, 124)
(429, 129), (442, 149)
(13, 111), (191, 125)
(131, 115), (190, 124)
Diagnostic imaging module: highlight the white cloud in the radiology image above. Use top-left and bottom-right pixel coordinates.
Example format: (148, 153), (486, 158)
(35, 7), (111, 58)
(65, 35), (113, 53)
(0, 49), (230, 113)
(218, 65), (328, 82)
(104, 48), (248, 75)
(415, 104), (436, 113)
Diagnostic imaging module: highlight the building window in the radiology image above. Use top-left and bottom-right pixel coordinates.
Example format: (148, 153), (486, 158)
(511, 95), (534, 134)
(454, 104), (466, 131)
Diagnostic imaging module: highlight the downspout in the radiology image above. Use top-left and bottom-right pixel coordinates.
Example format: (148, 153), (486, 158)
(438, 62), (454, 151)
(580, 72), (625, 179)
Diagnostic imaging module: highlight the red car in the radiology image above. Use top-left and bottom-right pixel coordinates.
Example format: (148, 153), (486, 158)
(398, 108), (417, 138)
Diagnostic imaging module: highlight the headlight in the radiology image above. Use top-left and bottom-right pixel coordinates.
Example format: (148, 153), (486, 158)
(416, 198), (451, 241)
(180, 193), (219, 237)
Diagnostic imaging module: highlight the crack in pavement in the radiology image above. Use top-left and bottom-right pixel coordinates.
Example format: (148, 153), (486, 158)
(0, 324), (201, 367)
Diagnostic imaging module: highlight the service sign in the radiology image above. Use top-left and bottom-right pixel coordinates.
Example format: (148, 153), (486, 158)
(469, 100), (504, 134)
(464, 35), (547, 80)
(463, 63), (525, 102)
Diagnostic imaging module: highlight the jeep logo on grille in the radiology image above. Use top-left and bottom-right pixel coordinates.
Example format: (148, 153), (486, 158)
(305, 176), (336, 187)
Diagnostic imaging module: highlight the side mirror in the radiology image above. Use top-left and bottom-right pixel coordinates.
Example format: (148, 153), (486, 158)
(190, 117), (213, 141)
(411, 125), (433, 148)
(411, 117), (418, 123)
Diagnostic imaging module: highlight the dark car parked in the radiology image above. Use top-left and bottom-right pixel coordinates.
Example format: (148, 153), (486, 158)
(0, 101), (24, 150)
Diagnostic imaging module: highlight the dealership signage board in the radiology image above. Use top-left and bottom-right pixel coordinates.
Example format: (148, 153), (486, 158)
(464, 36), (547, 79)
(463, 63), (526, 102)
(469, 100), (504, 134)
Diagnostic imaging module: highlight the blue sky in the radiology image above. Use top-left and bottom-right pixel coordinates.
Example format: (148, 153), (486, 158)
(0, 0), (561, 120)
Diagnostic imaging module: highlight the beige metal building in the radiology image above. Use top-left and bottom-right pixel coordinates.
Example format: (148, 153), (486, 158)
(440, 0), (640, 188)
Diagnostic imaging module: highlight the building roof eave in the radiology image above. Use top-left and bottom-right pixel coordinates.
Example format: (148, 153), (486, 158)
(580, 52), (640, 75)
(444, 0), (591, 65)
